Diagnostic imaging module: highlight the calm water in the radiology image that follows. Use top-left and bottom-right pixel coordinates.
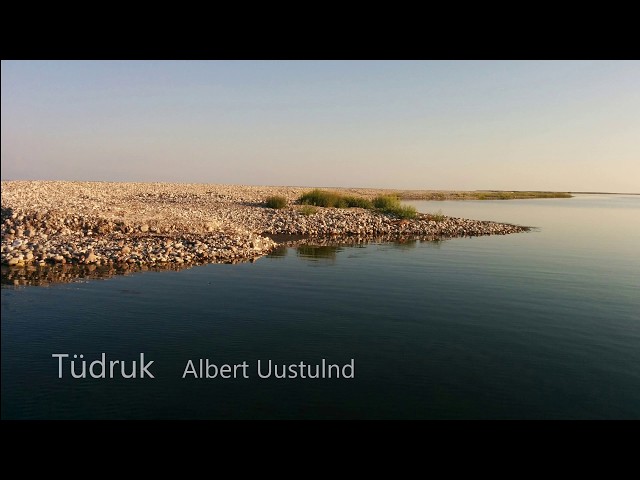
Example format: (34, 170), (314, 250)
(2, 195), (639, 419)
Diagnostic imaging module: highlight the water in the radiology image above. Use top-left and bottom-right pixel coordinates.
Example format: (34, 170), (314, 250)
(2, 195), (639, 419)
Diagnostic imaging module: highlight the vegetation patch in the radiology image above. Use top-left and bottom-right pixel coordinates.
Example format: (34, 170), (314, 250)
(372, 195), (398, 210)
(424, 210), (445, 222)
(298, 190), (417, 219)
(299, 189), (372, 209)
(299, 205), (319, 216)
(264, 195), (288, 209)
(343, 196), (373, 209)
(372, 195), (418, 219)
(474, 191), (572, 200)
(396, 190), (573, 200)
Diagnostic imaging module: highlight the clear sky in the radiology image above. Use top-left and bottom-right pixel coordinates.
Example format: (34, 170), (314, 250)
(2, 60), (638, 192)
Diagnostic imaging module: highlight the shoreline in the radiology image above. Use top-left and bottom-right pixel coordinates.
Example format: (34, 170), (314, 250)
(0, 235), (458, 287)
(1, 181), (529, 279)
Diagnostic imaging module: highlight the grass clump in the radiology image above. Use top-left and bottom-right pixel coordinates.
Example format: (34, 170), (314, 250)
(386, 204), (418, 219)
(299, 189), (342, 207)
(373, 195), (418, 219)
(298, 189), (417, 219)
(425, 209), (445, 222)
(372, 195), (399, 210)
(299, 189), (372, 209)
(264, 195), (288, 209)
(343, 196), (373, 209)
(299, 205), (319, 216)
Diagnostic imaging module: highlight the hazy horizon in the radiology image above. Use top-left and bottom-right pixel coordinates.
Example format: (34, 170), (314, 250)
(1, 178), (639, 195)
(2, 60), (639, 192)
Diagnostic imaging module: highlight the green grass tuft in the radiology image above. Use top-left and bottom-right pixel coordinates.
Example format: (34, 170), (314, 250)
(343, 196), (373, 209)
(298, 190), (416, 218)
(299, 189), (341, 207)
(385, 204), (418, 219)
(299, 205), (319, 216)
(425, 209), (445, 222)
(264, 195), (288, 209)
(299, 189), (371, 209)
(372, 195), (399, 210)
(373, 195), (417, 219)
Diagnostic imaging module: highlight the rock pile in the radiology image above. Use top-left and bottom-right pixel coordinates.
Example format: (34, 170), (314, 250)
(2, 181), (528, 272)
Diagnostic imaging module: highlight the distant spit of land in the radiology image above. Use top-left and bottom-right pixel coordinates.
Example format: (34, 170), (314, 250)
(568, 191), (639, 195)
(1, 181), (554, 285)
(336, 189), (573, 200)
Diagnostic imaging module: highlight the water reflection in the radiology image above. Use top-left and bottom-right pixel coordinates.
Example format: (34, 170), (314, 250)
(392, 239), (418, 249)
(1, 257), (255, 288)
(267, 245), (288, 259)
(383, 238), (445, 251)
(2, 234), (451, 286)
(296, 245), (342, 261)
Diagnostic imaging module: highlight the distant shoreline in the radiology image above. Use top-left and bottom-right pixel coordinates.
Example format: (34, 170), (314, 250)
(3, 179), (635, 196)
(1, 180), (579, 200)
(568, 191), (640, 195)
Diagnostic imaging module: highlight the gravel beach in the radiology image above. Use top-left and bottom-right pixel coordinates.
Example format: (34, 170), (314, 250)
(1, 181), (528, 283)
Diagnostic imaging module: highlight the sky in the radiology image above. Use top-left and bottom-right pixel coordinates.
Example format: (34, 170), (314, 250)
(1, 60), (638, 192)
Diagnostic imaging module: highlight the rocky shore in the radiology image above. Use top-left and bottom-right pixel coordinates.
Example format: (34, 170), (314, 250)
(1, 181), (528, 277)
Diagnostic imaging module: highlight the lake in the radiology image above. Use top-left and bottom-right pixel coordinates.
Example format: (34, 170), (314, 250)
(2, 194), (639, 419)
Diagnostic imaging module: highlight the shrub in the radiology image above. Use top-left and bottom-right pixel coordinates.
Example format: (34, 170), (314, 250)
(264, 195), (288, 209)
